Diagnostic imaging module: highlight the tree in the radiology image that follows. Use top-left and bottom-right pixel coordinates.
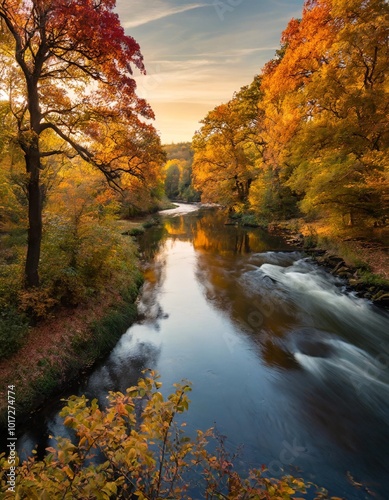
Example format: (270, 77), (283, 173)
(286, 0), (389, 225)
(252, 0), (389, 226)
(163, 144), (200, 202)
(192, 76), (263, 208)
(248, 1), (336, 221)
(164, 160), (182, 199)
(0, 0), (162, 287)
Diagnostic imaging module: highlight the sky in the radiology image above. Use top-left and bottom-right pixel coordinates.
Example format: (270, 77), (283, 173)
(115, 0), (304, 144)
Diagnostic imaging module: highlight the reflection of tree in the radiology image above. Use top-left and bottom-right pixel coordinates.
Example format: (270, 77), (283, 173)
(192, 211), (253, 255)
(140, 207), (297, 364)
(138, 222), (168, 261)
(190, 211), (298, 363)
(193, 226), (251, 255)
(141, 208), (288, 258)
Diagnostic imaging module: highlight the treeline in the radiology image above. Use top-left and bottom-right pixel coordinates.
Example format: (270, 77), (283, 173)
(163, 142), (200, 202)
(192, 0), (389, 228)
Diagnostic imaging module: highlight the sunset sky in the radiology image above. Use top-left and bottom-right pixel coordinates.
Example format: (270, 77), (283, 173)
(116, 0), (304, 144)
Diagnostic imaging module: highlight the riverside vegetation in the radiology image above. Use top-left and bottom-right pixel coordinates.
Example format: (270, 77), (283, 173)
(0, 0), (166, 426)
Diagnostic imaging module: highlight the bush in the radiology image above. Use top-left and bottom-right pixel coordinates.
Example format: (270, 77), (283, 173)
(125, 226), (145, 236)
(303, 228), (319, 249)
(0, 372), (337, 499)
(241, 213), (260, 227)
(36, 215), (140, 313)
(0, 307), (29, 359)
(142, 217), (159, 229)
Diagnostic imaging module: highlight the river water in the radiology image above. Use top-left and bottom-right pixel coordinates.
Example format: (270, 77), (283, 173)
(17, 205), (389, 498)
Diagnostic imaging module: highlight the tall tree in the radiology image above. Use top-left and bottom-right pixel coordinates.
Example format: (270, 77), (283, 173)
(248, 0), (334, 220)
(252, 0), (389, 226)
(0, 0), (160, 287)
(286, 0), (389, 225)
(192, 76), (262, 208)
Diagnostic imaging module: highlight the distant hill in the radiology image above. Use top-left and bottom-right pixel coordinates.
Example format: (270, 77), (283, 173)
(163, 142), (194, 162)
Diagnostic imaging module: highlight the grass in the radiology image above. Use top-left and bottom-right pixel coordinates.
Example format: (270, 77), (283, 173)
(357, 270), (389, 288)
(88, 303), (138, 357)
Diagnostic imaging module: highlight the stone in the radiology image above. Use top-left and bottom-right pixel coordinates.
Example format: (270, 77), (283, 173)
(373, 293), (389, 307)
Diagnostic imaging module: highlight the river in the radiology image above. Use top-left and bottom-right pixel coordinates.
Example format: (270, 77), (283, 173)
(16, 204), (389, 498)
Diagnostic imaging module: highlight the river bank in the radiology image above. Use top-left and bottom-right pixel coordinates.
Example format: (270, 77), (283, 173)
(267, 219), (389, 308)
(0, 215), (153, 429)
(2, 206), (389, 432)
(0, 277), (142, 430)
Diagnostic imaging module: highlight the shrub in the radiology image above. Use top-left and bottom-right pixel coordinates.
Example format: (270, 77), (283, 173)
(0, 307), (29, 359)
(126, 226), (145, 236)
(303, 227), (319, 249)
(0, 372), (337, 499)
(241, 213), (260, 227)
(36, 215), (140, 313)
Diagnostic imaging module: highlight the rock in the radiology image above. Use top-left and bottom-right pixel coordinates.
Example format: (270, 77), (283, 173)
(373, 293), (389, 307)
(325, 254), (344, 265)
(332, 261), (347, 274)
(337, 269), (353, 278)
(286, 237), (303, 246)
(348, 278), (363, 287)
(307, 249), (326, 256)
(372, 289), (388, 301)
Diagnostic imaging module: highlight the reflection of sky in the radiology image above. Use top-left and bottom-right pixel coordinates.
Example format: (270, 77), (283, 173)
(116, 0), (304, 143)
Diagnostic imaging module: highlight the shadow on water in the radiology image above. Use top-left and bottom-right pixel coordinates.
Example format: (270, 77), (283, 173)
(14, 206), (389, 498)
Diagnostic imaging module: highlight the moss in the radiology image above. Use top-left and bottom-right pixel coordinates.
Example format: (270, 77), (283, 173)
(357, 270), (389, 288)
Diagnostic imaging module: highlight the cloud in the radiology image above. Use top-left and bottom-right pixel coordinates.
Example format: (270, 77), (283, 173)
(123, 3), (209, 29)
(115, 0), (304, 142)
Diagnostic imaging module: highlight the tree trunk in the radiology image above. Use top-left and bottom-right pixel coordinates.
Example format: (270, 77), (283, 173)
(24, 147), (42, 288)
(24, 76), (43, 288)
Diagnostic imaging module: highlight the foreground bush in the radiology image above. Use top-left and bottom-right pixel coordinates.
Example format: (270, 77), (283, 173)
(0, 372), (338, 499)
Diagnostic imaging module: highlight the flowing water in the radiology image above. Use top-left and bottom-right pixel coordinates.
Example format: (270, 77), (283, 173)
(16, 205), (389, 498)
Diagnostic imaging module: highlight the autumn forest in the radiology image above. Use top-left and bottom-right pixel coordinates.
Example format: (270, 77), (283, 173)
(0, 0), (389, 498)
(192, 0), (388, 228)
